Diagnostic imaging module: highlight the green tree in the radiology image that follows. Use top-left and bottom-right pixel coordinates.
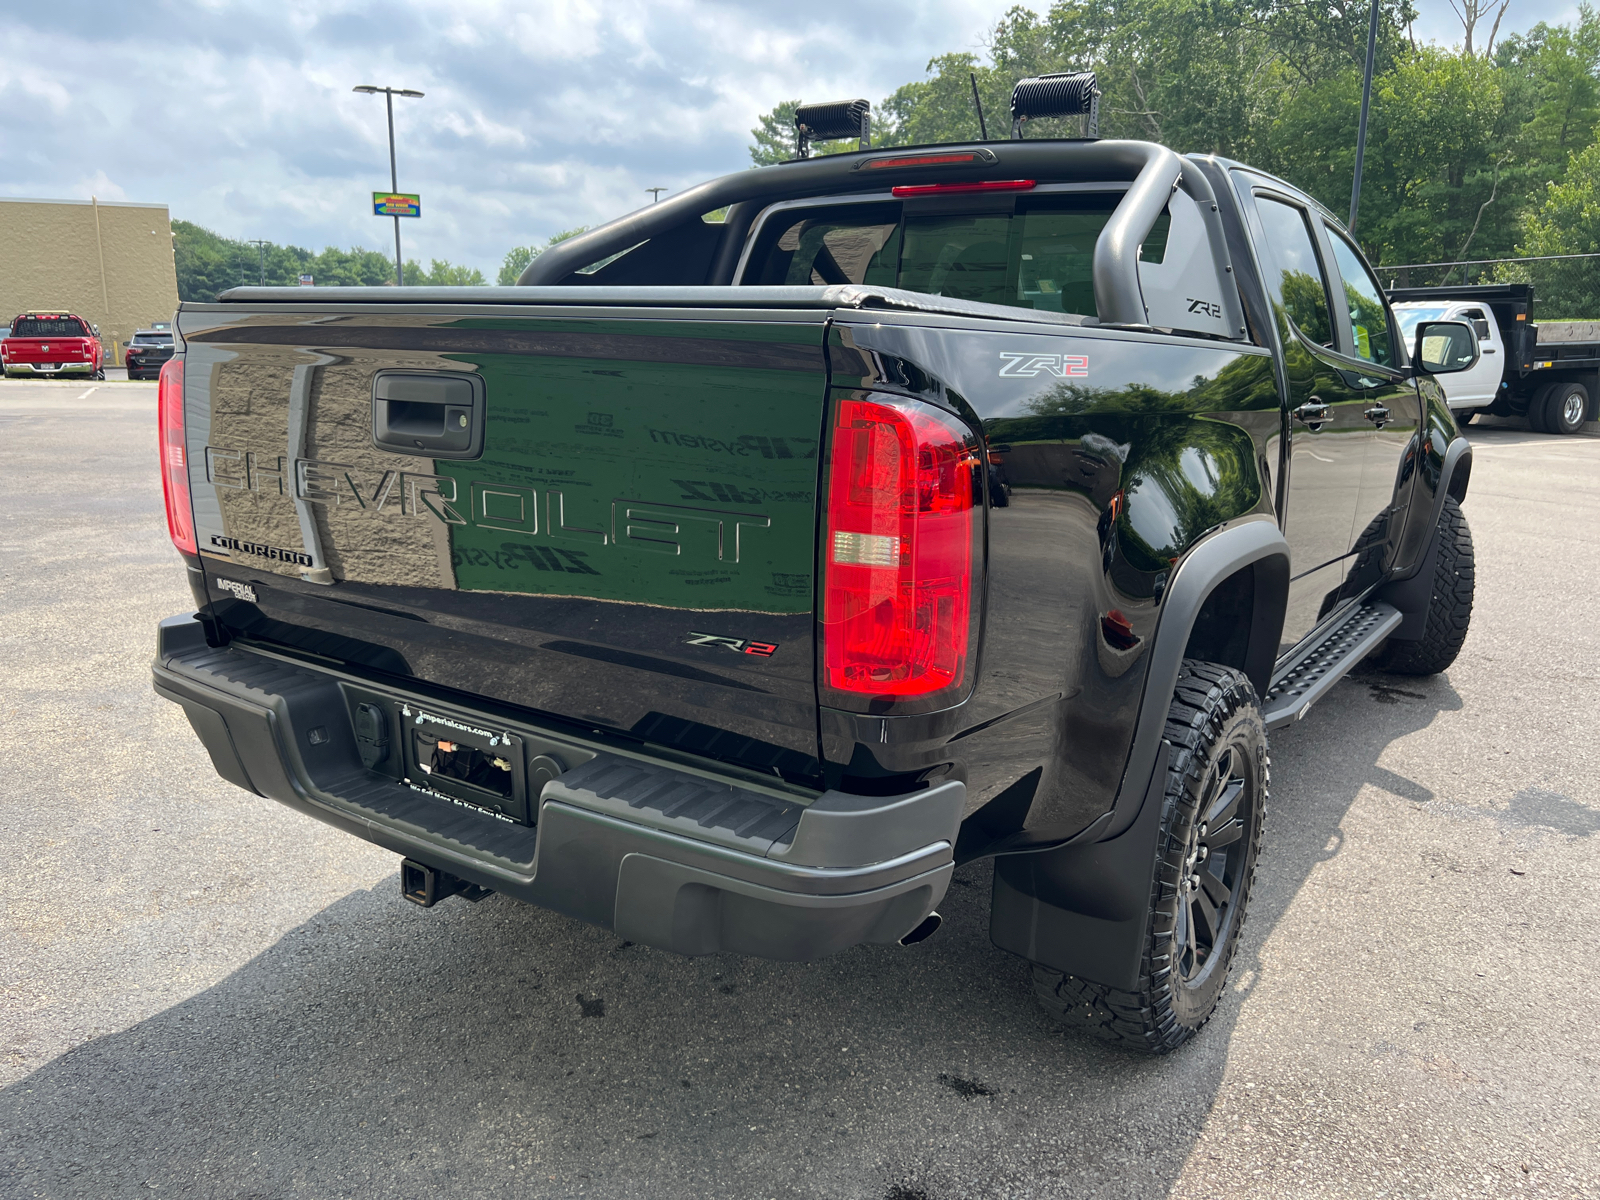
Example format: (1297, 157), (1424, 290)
(1520, 138), (1600, 254)
(497, 227), (590, 285)
(172, 221), (398, 300)
(740, 0), (1600, 277)
(405, 259), (488, 286)
(877, 54), (993, 146)
(750, 100), (801, 164)
(1374, 48), (1505, 263)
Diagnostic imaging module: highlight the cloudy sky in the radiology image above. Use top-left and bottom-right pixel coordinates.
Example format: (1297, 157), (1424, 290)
(0, 0), (1581, 278)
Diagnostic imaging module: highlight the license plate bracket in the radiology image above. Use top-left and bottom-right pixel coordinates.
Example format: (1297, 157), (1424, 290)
(401, 705), (529, 825)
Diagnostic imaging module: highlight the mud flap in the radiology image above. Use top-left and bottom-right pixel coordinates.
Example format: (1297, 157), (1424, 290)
(988, 745), (1170, 991)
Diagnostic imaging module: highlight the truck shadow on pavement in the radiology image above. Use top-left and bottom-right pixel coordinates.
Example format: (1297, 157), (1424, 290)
(1, 671), (1466, 1200)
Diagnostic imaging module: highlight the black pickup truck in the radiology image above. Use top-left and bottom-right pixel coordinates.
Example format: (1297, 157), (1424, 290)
(151, 93), (1480, 1054)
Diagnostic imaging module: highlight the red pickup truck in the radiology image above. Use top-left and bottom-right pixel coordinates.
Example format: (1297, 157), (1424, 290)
(1, 311), (105, 379)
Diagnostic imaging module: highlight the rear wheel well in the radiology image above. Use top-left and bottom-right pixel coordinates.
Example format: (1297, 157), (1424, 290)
(1180, 556), (1286, 699)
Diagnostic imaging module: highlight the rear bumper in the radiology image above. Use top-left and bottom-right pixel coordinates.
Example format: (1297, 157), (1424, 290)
(4, 361), (94, 375)
(152, 613), (960, 961)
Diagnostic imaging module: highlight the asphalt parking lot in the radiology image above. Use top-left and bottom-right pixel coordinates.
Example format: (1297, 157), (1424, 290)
(3, 379), (1598, 1199)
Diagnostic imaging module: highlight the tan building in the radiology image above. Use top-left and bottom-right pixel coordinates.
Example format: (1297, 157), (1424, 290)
(0, 196), (180, 366)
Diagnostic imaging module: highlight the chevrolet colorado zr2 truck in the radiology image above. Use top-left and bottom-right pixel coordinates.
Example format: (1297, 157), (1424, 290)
(151, 82), (1480, 1054)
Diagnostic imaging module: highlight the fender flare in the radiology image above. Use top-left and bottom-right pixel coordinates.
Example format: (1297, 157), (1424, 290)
(1102, 516), (1288, 839)
(1431, 436), (1472, 538)
(988, 517), (1288, 989)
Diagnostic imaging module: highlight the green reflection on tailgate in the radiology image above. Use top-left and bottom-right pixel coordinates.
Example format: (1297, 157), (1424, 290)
(436, 329), (824, 614)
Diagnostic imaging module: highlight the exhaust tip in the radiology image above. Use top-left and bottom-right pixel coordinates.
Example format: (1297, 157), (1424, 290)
(899, 911), (942, 946)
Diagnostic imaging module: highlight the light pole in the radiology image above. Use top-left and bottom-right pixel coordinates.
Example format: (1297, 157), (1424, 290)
(1349, 0), (1380, 235)
(646, 188), (667, 203)
(353, 84), (425, 285)
(247, 239), (269, 286)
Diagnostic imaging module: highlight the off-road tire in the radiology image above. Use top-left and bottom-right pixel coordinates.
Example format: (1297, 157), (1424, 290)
(1374, 495), (1474, 675)
(1032, 661), (1267, 1054)
(1541, 381), (1590, 436)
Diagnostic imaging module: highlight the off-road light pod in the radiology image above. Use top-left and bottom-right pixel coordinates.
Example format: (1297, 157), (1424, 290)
(158, 356), (195, 555)
(821, 396), (982, 711)
(1010, 71), (1100, 138)
(795, 99), (871, 158)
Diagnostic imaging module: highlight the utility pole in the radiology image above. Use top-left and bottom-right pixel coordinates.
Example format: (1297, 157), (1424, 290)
(247, 239), (269, 286)
(1349, 0), (1380, 235)
(354, 84), (425, 285)
(646, 188), (667, 203)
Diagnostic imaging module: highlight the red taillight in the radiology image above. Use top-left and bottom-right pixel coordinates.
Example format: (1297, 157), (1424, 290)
(891, 179), (1036, 197)
(158, 357), (195, 555)
(821, 397), (981, 708)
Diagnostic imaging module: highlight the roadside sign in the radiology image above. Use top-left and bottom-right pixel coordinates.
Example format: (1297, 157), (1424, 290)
(298, 274), (315, 286)
(373, 192), (421, 218)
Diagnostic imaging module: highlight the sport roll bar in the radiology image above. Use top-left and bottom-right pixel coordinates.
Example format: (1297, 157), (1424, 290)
(518, 140), (1246, 339)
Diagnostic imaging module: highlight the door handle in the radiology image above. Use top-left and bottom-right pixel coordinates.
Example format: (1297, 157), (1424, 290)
(1481, 347), (1496, 354)
(1363, 404), (1390, 427)
(372, 371), (485, 460)
(1294, 400), (1333, 429)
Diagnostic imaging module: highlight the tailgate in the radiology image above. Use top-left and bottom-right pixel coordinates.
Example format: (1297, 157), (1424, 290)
(178, 303), (830, 781)
(5, 338), (83, 362)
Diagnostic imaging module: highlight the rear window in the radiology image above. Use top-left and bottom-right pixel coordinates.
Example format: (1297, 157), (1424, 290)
(10, 317), (88, 338)
(742, 193), (1168, 318)
(131, 333), (172, 344)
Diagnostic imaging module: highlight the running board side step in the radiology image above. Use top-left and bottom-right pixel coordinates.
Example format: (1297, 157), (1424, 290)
(1262, 601), (1401, 730)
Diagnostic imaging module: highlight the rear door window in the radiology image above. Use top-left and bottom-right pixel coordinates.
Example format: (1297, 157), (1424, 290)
(740, 194), (1130, 317)
(1254, 198), (1333, 347)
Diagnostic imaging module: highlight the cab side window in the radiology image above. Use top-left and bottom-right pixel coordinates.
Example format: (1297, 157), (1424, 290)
(1325, 228), (1395, 368)
(1255, 198), (1333, 347)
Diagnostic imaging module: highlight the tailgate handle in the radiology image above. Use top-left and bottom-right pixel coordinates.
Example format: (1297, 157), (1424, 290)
(372, 371), (485, 460)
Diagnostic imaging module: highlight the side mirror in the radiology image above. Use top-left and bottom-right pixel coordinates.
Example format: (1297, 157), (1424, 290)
(1413, 320), (1480, 375)
(1471, 318), (1491, 339)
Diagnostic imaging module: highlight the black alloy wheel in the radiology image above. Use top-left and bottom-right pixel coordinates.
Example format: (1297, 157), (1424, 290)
(1033, 661), (1267, 1053)
(1171, 742), (1253, 1000)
